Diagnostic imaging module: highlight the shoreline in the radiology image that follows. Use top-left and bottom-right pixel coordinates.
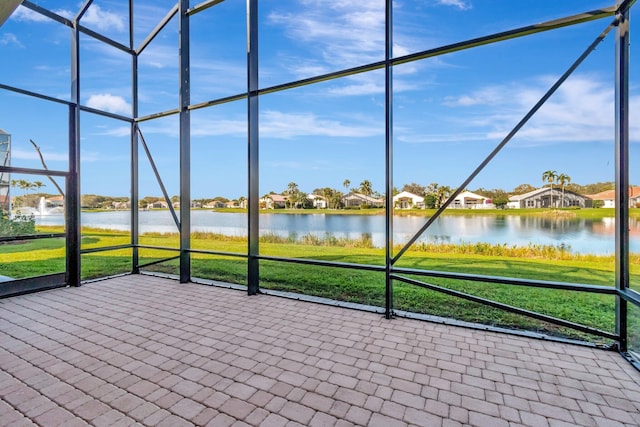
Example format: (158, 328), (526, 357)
(51, 207), (631, 220)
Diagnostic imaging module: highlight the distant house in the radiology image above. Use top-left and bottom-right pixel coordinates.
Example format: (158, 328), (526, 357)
(204, 200), (226, 208)
(586, 186), (640, 208)
(261, 194), (287, 209)
(342, 192), (384, 208)
(393, 191), (424, 209)
(149, 200), (169, 209)
(449, 191), (491, 209)
(226, 199), (247, 209)
(508, 187), (592, 209)
(112, 201), (130, 209)
(307, 193), (327, 209)
(46, 196), (65, 208)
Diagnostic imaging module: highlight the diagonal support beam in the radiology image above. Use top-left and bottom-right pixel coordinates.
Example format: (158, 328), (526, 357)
(187, 0), (224, 16)
(137, 4), (178, 54)
(137, 127), (181, 231)
(0, 0), (22, 28)
(394, 275), (618, 341)
(392, 17), (619, 265)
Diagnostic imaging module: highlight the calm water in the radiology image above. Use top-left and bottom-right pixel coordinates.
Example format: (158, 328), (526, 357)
(33, 210), (640, 255)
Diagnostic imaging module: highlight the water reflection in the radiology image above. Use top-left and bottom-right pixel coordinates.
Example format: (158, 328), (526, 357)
(32, 210), (640, 255)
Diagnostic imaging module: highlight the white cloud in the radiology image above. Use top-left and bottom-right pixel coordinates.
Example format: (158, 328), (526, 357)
(398, 132), (490, 144)
(424, 74), (640, 145)
(12, 6), (51, 22)
(265, 1), (439, 95)
(329, 81), (385, 96)
(268, 1), (386, 70)
(82, 4), (125, 33)
(190, 60), (247, 96)
(260, 110), (382, 139)
(95, 126), (131, 138)
(11, 4), (124, 32)
(0, 33), (22, 47)
(436, 0), (472, 11)
(483, 77), (618, 143)
(11, 5), (73, 22)
(144, 110), (383, 140)
(11, 149), (68, 162)
(139, 44), (178, 69)
(326, 72), (385, 96)
(86, 94), (131, 115)
(443, 87), (505, 107)
(191, 118), (246, 137)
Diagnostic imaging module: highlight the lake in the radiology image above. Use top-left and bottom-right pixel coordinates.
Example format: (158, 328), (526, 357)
(32, 210), (640, 255)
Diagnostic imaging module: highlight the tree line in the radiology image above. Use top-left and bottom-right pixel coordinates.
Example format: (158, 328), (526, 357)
(249, 174), (616, 210)
(8, 176), (618, 210)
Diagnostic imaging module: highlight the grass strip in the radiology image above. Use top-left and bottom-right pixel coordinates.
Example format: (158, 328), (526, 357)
(1, 226), (638, 344)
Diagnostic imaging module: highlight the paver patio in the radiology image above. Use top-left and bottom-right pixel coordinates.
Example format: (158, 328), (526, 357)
(1, 275), (639, 426)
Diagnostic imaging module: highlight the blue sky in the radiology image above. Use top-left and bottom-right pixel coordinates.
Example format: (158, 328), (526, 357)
(0, 0), (638, 199)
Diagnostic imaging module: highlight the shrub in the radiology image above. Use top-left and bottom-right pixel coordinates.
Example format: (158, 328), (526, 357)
(0, 210), (36, 237)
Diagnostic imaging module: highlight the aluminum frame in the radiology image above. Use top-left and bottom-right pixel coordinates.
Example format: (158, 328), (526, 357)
(0, 0), (638, 367)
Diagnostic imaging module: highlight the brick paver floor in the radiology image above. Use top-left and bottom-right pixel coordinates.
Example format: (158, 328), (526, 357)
(1, 275), (640, 426)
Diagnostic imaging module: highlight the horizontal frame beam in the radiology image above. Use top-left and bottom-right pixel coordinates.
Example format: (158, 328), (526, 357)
(0, 273), (67, 299)
(0, 166), (68, 177)
(393, 267), (618, 295)
(0, 83), (72, 106)
(394, 274), (618, 340)
(80, 244), (133, 254)
(0, 233), (66, 243)
(187, 248), (248, 258)
(136, 244), (181, 252)
(136, 255), (181, 269)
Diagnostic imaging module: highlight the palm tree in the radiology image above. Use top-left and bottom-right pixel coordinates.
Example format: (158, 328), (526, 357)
(285, 182), (299, 209)
(292, 191), (307, 209)
(557, 173), (571, 207)
(542, 170), (557, 208)
(359, 180), (373, 197)
(330, 191), (344, 209)
(343, 179), (351, 193)
(435, 185), (452, 208)
(424, 182), (440, 208)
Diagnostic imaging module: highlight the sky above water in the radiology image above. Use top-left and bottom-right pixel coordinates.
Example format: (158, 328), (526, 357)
(0, 0), (639, 199)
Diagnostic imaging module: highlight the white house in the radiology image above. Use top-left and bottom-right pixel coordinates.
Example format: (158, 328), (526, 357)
(307, 193), (327, 209)
(342, 192), (384, 208)
(148, 200), (169, 209)
(508, 187), (592, 209)
(393, 191), (424, 209)
(449, 191), (491, 209)
(587, 186), (640, 208)
(261, 194), (287, 209)
(204, 200), (226, 208)
(225, 199), (247, 209)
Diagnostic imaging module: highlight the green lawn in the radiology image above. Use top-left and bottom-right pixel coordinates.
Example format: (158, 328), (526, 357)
(1, 226), (639, 345)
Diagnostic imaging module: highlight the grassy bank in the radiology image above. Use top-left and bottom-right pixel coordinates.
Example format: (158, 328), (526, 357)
(1, 227), (638, 344)
(207, 207), (640, 220)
